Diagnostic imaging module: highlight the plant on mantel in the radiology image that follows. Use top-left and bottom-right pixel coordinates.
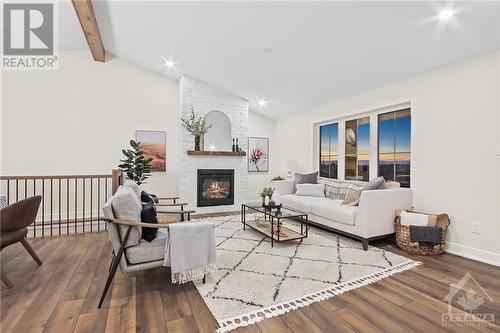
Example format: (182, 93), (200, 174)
(180, 107), (212, 151)
(118, 140), (152, 185)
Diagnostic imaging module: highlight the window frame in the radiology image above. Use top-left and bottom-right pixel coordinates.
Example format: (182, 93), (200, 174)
(319, 122), (339, 179)
(377, 108), (411, 187)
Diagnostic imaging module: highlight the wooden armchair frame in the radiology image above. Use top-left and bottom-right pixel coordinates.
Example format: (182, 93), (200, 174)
(144, 196), (195, 221)
(98, 217), (204, 308)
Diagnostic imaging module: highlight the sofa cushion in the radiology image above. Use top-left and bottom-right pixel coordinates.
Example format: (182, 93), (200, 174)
(309, 199), (358, 226)
(111, 186), (142, 248)
(125, 231), (167, 264)
(295, 183), (325, 197)
(281, 194), (329, 213)
(281, 194), (313, 212)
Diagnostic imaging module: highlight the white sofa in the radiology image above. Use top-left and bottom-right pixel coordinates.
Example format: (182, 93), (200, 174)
(273, 179), (413, 250)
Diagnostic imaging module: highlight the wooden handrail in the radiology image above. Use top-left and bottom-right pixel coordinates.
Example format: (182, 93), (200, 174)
(0, 174), (112, 180)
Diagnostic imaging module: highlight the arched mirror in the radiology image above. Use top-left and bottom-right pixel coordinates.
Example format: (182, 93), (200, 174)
(204, 111), (232, 151)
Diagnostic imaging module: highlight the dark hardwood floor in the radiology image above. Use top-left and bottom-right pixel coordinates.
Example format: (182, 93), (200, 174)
(1, 231), (499, 333)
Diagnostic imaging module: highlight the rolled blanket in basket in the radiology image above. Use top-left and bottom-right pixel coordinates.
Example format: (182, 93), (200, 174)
(163, 221), (217, 283)
(409, 225), (442, 245)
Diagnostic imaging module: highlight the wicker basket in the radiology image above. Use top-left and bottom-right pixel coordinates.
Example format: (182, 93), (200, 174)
(395, 209), (450, 255)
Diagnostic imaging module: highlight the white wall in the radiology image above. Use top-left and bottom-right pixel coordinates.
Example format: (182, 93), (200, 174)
(1, 51), (276, 202)
(275, 51), (500, 265)
(1, 51), (179, 196)
(248, 111), (277, 200)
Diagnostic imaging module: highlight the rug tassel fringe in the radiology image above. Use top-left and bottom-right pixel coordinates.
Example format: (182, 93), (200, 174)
(215, 260), (421, 333)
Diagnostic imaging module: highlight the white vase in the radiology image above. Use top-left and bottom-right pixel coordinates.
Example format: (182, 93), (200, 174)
(271, 190), (281, 205)
(264, 196), (270, 205)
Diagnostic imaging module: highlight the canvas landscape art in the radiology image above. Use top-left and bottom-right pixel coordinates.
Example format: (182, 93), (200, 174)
(248, 137), (269, 172)
(136, 130), (166, 171)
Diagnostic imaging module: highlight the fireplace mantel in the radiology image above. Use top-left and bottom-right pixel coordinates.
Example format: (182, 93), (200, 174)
(187, 150), (246, 157)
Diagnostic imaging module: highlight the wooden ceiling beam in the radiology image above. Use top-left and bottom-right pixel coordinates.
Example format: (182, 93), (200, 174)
(72, 0), (105, 62)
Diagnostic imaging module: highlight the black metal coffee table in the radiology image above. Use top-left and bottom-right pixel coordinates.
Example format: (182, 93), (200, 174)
(241, 203), (308, 247)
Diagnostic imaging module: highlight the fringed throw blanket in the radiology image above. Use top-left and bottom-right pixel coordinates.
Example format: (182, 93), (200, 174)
(163, 221), (217, 283)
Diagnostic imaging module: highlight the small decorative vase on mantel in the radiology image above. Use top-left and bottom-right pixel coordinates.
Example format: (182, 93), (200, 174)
(180, 108), (212, 152)
(194, 135), (201, 151)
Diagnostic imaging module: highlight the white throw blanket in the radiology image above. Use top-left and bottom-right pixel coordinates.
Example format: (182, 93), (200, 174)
(400, 210), (429, 226)
(163, 221), (217, 283)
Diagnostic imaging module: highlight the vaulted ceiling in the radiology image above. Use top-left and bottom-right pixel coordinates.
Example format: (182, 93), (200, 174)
(60, 1), (500, 118)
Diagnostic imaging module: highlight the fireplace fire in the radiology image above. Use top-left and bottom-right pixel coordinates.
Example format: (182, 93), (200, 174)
(204, 181), (230, 199)
(197, 169), (234, 207)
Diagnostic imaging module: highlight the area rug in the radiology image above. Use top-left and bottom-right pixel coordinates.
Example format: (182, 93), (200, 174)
(193, 214), (420, 332)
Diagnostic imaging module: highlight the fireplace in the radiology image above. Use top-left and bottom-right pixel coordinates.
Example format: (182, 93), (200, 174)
(197, 169), (234, 207)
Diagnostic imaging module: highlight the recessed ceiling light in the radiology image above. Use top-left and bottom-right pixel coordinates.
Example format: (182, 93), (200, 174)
(438, 9), (454, 20)
(162, 57), (176, 69)
(257, 100), (268, 108)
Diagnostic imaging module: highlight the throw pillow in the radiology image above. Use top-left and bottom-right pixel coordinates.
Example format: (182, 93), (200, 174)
(342, 189), (362, 205)
(325, 183), (341, 199)
(337, 182), (353, 200)
(123, 180), (141, 198)
(386, 181), (401, 189)
(295, 171), (318, 185)
(111, 186), (142, 248)
(141, 201), (158, 242)
(150, 194), (159, 203)
(363, 176), (385, 190)
(141, 190), (153, 203)
(295, 183), (325, 197)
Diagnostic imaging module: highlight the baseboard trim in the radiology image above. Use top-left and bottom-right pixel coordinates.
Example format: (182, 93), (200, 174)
(446, 242), (500, 267)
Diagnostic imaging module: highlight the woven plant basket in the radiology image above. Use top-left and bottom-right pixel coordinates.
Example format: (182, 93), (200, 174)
(395, 209), (450, 255)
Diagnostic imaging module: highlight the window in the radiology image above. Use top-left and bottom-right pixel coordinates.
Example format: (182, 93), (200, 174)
(378, 109), (411, 187)
(345, 117), (370, 181)
(319, 123), (338, 179)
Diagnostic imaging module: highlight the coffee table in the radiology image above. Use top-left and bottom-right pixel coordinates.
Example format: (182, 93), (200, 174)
(241, 203), (308, 247)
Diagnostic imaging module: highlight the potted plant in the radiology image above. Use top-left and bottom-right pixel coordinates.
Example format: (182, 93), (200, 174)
(118, 140), (152, 185)
(180, 108), (212, 151)
(260, 187), (274, 205)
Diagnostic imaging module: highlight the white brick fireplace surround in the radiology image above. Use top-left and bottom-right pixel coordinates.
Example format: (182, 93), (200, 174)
(178, 75), (249, 213)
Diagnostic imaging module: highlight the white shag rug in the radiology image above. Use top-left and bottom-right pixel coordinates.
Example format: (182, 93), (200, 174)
(193, 214), (420, 333)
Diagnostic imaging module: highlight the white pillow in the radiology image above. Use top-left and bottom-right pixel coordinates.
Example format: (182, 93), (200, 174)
(400, 210), (428, 226)
(122, 180), (141, 198)
(111, 186), (142, 247)
(295, 183), (325, 197)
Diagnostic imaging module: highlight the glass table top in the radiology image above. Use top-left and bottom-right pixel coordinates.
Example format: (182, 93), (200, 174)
(243, 203), (307, 219)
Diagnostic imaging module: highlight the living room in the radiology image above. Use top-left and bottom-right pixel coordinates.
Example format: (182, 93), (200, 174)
(1, 1), (499, 332)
